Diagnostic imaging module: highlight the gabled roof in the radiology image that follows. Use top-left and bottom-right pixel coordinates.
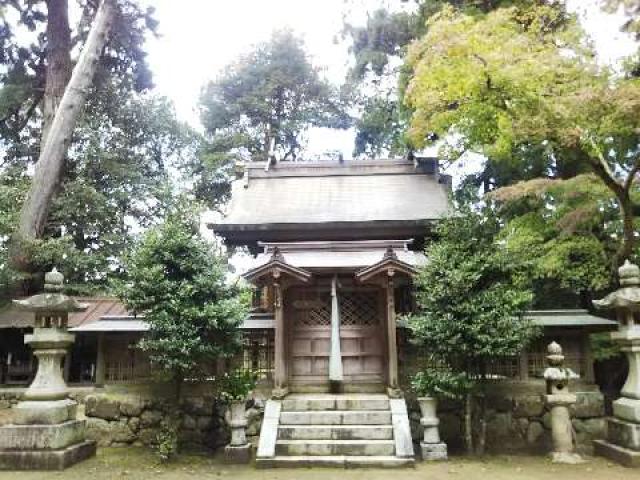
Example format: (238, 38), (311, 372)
(246, 240), (426, 274)
(209, 159), (451, 245)
(243, 247), (313, 284)
(355, 247), (418, 283)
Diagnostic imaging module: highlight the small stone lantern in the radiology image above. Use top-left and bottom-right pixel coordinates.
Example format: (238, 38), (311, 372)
(418, 396), (448, 461)
(543, 341), (583, 464)
(224, 401), (251, 463)
(0, 269), (96, 470)
(593, 260), (640, 467)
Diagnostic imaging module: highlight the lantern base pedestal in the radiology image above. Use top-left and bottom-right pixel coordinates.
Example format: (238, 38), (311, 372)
(594, 415), (640, 467)
(12, 399), (77, 425)
(594, 439), (640, 468)
(420, 442), (447, 461)
(606, 417), (640, 450)
(613, 397), (640, 423)
(0, 412), (96, 470)
(0, 439), (96, 471)
(224, 444), (252, 464)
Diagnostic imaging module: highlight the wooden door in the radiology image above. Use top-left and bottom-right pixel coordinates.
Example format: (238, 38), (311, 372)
(287, 286), (385, 388)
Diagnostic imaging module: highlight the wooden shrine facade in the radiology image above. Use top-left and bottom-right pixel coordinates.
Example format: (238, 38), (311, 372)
(242, 240), (420, 396)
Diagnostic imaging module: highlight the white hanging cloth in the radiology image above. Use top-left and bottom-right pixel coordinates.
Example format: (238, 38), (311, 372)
(329, 275), (344, 383)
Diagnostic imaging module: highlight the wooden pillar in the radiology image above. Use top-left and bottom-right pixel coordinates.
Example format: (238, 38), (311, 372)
(519, 349), (529, 381)
(386, 272), (400, 396)
(95, 332), (106, 386)
(273, 281), (288, 398)
(582, 334), (595, 383)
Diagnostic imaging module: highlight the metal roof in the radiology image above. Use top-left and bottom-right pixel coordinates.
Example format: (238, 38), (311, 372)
(211, 160), (451, 232)
(70, 317), (149, 332)
(0, 297), (128, 330)
(524, 310), (617, 330)
(70, 312), (275, 332)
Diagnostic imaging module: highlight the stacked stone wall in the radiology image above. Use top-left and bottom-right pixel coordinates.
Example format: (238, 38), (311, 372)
(1, 382), (605, 455)
(0, 389), (265, 451)
(407, 387), (606, 454)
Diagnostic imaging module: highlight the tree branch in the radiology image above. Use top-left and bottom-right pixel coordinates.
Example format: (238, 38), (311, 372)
(624, 155), (640, 193)
(586, 135), (625, 197)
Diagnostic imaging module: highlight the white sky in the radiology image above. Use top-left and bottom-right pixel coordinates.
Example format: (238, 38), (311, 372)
(142, 0), (637, 160)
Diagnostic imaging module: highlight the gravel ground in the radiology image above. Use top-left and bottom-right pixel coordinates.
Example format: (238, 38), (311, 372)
(0, 448), (635, 480)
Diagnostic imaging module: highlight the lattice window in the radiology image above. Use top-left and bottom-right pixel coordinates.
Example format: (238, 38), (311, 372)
(340, 291), (380, 327)
(293, 293), (331, 327)
(528, 337), (582, 378)
(234, 330), (274, 380)
(485, 357), (520, 379)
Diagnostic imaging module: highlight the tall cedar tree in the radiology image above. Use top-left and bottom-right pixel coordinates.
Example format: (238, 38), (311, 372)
(199, 29), (349, 167)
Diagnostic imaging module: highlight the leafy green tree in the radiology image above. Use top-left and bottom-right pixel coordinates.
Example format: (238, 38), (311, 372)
(0, 3), (206, 298)
(342, 1), (520, 156)
(0, 87), (200, 299)
(408, 203), (537, 454)
(118, 206), (248, 396)
(403, 4), (640, 268)
(116, 204), (249, 457)
(199, 29), (350, 165)
(604, 0), (640, 38)
(490, 174), (623, 305)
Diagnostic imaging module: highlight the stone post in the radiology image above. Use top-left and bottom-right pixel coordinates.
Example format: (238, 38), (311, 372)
(0, 269), (96, 470)
(418, 396), (448, 460)
(593, 260), (640, 467)
(543, 341), (583, 464)
(224, 401), (251, 463)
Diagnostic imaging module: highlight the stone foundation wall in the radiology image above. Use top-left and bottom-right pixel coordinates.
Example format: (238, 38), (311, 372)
(406, 382), (606, 454)
(1, 380), (605, 455)
(0, 387), (266, 452)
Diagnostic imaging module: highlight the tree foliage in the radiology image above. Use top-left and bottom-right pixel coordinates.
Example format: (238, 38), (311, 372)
(407, 202), (537, 453)
(0, 0), (156, 162)
(199, 29), (350, 165)
(117, 205), (249, 389)
(0, 2), (203, 298)
(403, 4), (640, 268)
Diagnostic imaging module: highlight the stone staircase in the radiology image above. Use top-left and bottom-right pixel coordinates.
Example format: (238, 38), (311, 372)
(256, 393), (415, 468)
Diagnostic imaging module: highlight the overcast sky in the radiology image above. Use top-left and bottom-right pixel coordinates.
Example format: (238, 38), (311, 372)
(141, 0), (637, 159)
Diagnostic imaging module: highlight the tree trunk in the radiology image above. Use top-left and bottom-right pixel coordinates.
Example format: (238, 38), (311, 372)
(617, 191), (637, 267)
(475, 389), (487, 455)
(12, 0), (117, 269)
(42, 0), (72, 145)
(463, 392), (473, 455)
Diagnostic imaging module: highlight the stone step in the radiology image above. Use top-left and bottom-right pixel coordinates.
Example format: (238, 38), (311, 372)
(278, 424), (394, 440)
(275, 439), (396, 456)
(279, 410), (392, 426)
(282, 394), (390, 412)
(257, 455), (415, 469)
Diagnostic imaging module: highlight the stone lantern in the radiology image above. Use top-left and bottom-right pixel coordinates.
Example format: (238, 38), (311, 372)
(593, 260), (640, 467)
(543, 342), (583, 464)
(0, 269), (96, 470)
